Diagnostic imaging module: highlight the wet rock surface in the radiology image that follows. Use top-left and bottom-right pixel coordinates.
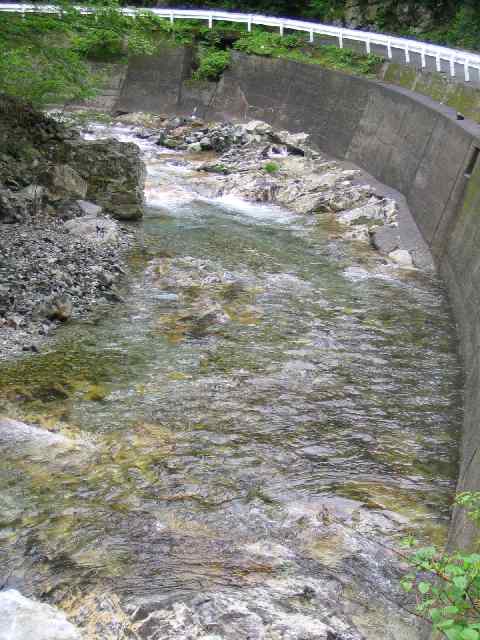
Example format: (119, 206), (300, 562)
(0, 590), (82, 640)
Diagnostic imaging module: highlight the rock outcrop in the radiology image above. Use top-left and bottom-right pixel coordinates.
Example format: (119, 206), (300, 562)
(64, 138), (145, 221)
(0, 94), (145, 223)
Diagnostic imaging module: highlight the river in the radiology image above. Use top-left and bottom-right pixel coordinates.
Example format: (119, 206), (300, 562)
(0, 123), (462, 639)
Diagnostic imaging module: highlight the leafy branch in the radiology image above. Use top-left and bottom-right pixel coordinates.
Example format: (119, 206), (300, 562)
(401, 492), (480, 640)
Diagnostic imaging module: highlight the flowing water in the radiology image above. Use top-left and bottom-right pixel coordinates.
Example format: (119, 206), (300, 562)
(0, 124), (462, 639)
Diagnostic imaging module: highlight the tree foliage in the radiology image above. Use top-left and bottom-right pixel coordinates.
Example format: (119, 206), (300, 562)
(0, 1), (175, 106)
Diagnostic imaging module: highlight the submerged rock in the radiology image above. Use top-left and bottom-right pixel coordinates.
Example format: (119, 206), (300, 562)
(0, 417), (73, 450)
(0, 590), (81, 640)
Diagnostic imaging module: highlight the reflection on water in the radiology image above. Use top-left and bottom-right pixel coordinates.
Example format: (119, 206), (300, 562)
(0, 125), (462, 639)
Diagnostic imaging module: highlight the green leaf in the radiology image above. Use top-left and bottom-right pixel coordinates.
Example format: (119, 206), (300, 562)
(418, 581), (431, 594)
(460, 630), (480, 640)
(453, 576), (469, 591)
(438, 620), (456, 630)
(445, 628), (463, 640)
(401, 580), (413, 593)
(446, 564), (463, 576)
(430, 608), (442, 623)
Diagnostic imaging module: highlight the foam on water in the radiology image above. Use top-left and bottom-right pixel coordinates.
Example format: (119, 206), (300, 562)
(209, 194), (298, 225)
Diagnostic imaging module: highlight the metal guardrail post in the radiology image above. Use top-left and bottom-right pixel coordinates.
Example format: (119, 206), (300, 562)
(451, 57), (456, 77)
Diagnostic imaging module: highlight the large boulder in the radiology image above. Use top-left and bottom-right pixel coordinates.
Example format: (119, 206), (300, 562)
(64, 139), (145, 221)
(0, 590), (81, 640)
(0, 95), (144, 223)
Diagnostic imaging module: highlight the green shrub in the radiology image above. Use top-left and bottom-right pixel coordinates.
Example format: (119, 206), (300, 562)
(193, 48), (231, 81)
(313, 45), (383, 75)
(233, 30), (381, 76)
(401, 492), (480, 639)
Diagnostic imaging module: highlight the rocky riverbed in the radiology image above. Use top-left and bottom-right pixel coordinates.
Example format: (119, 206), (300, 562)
(118, 111), (424, 269)
(0, 101), (428, 359)
(0, 96), (145, 358)
(0, 106), (460, 640)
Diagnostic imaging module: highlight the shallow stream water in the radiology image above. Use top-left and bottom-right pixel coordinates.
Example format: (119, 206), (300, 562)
(0, 124), (462, 639)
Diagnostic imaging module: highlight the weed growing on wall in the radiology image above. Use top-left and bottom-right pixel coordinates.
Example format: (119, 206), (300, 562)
(193, 48), (231, 81)
(401, 492), (480, 640)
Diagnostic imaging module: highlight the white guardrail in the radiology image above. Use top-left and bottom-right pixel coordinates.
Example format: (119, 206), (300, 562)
(2, 3), (480, 82)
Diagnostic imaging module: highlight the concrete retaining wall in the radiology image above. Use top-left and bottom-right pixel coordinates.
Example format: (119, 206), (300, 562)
(116, 50), (480, 550)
